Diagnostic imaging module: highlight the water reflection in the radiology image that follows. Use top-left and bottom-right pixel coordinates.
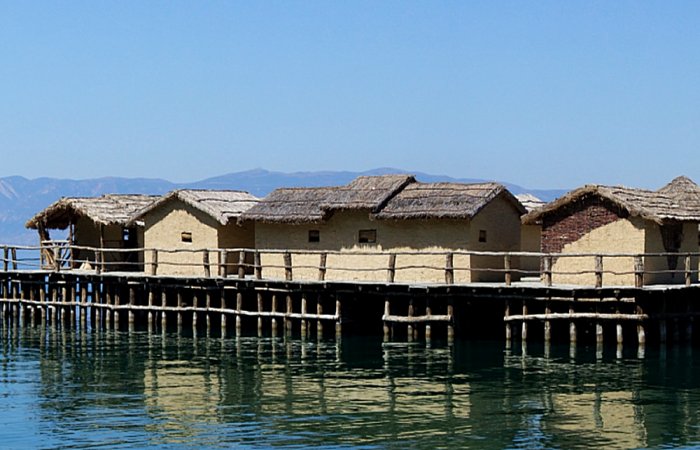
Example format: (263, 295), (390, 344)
(2, 324), (700, 449)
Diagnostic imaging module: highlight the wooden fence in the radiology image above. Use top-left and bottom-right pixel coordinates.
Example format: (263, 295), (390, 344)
(4, 243), (699, 288)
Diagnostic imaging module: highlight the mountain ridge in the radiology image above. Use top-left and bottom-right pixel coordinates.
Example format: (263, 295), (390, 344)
(0, 169), (566, 245)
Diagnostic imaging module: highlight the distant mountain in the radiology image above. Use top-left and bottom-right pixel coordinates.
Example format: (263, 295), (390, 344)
(1, 169), (566, 245)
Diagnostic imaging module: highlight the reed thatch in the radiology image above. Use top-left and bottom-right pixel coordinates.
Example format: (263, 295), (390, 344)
(241, 175), (415, 224)
(26, 194), (159, 230)
(515, 193), (546, 212)
(522, 179), (700, 225)
(658, 176), (700, 211)
(373, 182), (526, 220)
(131, 189), (259, 226)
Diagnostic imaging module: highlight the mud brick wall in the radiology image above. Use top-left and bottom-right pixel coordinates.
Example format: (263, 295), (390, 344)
(541, 197), (628, 254)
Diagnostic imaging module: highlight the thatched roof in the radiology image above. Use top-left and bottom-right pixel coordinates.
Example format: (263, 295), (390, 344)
(373, 182), (526, 220)
(658, 176), (700, 210)
(131, 189), (259, 226)
(515, 193), (546, 212)
(522, 180), (700, 225)
(26, 194), (159, 230)
(241, 174), (415, 224)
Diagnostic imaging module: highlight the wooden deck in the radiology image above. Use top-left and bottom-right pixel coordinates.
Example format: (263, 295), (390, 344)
(1, 244), (699, 349)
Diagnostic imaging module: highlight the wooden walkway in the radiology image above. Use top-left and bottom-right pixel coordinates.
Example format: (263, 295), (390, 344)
(0, 244), (699, 349)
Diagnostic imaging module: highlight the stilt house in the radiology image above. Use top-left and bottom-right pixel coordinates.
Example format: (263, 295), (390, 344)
(130, 189), (259, 276)
(25, 194), (158, 271)
(241, 175), (526, 283)
(521, 176), (700, 286)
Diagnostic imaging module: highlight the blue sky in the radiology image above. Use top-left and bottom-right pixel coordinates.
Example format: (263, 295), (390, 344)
(1, 1), (699, 189)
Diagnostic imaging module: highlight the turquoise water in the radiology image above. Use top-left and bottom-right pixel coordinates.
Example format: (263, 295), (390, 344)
(2, 324), (700, 449)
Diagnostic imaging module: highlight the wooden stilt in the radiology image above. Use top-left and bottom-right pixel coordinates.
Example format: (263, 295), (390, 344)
(544, 303), (551, 342)
(300, 295), (308, 338)
(616, 308), (623, 345)
(316, 295), (323, 338)
(447, 299), (454, 343)
(192, 292), (198, 334)
(257, 292), (264, 337)
(383, 298), (391, 341)
(161, 289), (167, 331)
(335, 298), (342, 339)
(407, 298), (415, 342)
(504, 299), (512, 343)
(285, 294), (293, 336)
(128, 285), (136, 333)
(221, 287), (227, 334)
(271, 294), (278, 336)
(425, 298), (432, 341)
(236, 291), (243, 337)
(521, 301), (528, 341)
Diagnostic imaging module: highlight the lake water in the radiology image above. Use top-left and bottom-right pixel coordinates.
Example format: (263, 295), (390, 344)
(2, 323), (700, 449)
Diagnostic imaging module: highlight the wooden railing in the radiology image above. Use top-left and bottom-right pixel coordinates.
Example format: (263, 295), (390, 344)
(2, 244), (699, 288)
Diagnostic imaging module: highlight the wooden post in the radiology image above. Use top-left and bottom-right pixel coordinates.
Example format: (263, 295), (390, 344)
(595, 255), (603, 288)
(11, 248), (17, 270)
(318, 253), (327, 281)
(504, 254), (512, 286)
(238, 250), (246, 279)
(569, 303), (577, 344)
(384, 297), (393, 341)
(95, 250), (103, 275)
(425, 298), (432, 341)
(2, 246), (7, 272)
(616, 308), (623, 345)
(150, 249), (158, 276)
(634, 256), (644, 288)
(544, 303), (551, 342)
(113, 286), (120, 330)
(257, 292), (264, 336)
(596, 306), (604, 344)
(192, 292), (198, 334)
(316, 295), (323, 338)
(236, 291), (243, 336)
(387, 254), (396, 283)
(504, 299), (512, 342)
(203, 250), (210, 278)
(543, 256), (552, 287)
(221, 287), (227, 333)
(53, 247), (61, 272)
(301, 295), (308, 338)
(521, 301), (528, 341)
(271, 294), (278, 336)
(445, 253), (454, 285)
(285, 294), (293, 335)
(220, 250), (229, 278)
(161, 289), (167, 331)
(685, 254), (692, 287)
(335, 298), (342, 338)
(447, 299), (454, 342)
(80, 280), (88, 330)
(284, 252), (293, 281)
(636, 304), (646, 346)
(128, 285), (136, 332)
(407, 298), (415, 341)
(254, 251), (262, 280)
(147, 286), (154, 332)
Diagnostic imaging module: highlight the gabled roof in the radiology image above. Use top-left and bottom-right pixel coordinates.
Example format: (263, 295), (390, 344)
(240, 174), (415, 224)
(373, 182), (526, 220)
(131, 189), (259, 226)
(26, 194), (159, 229)
(658, 176), (700, 211)
(515, 193), (546, 213)
(522, 180), (700, 225)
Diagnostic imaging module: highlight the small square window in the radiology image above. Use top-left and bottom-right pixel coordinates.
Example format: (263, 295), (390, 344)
(308, 230), (320, 243)
(358, 229), (377, 244)
(478, 230), (487, 243)
(181, 232), (193, 243)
